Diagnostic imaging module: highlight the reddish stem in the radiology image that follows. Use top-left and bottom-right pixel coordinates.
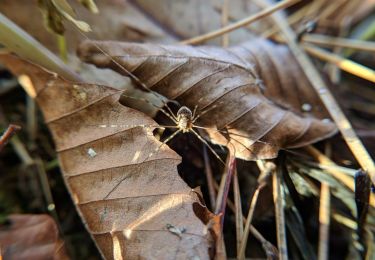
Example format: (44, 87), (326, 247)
(217, 154), (237, 227)
(0, 124), (21, 152)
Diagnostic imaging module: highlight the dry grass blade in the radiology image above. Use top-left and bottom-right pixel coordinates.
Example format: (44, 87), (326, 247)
(180, 0), (301, 45)
(273, 163), (288, 260)
(303, 44), (375, 83)
(305, 145), (375, 208)
(259, 0), (375, 187)
(318, 183), (331, 260)
(303, 34), (375, 53)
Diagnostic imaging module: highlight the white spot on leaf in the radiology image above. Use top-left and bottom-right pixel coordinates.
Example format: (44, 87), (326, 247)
(87, 148), (97, 157)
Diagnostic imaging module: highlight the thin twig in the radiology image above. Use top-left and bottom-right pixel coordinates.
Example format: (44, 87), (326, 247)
(326, 18), (351, 84)
(1, 123), (33, 165)
(303, 34), (375, 53)
(221, 0), (229, 47)
(213, 176), (279, 257)
(203, 145), (217, 210)
(0, 124), (21, 152)
(273, 164), (288, 260)
(233, 168), (243, 255)
(214, 154), (236, 260)
(259, 0), (375, 187)
(180, 0), (300, 45)
(34, 158), (62, 231)
(303, 44), (375, 83)
(215, 153), (237, 224)
(238, 161), (275, 259)
(318, 183), (331, 260)
(238, 186), (261, 260)
(316, 0), (350, 22)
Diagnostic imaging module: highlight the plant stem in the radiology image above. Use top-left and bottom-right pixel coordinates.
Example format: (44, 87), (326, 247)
(0, 124), (21, 152)
(273, 164), (288, 260)
(318, 183), (331, 260)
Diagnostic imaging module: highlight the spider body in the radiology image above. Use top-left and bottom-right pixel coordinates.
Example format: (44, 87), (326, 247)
(176, 106), (193, 133)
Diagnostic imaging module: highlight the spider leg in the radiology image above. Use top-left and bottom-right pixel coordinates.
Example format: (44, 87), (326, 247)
(192, 104), (218, 123)
(96, 124), (178, 129)
(190, 128), (225, 165)
(193, 125), (300, 156)
(122, 93), (178, 124)
(143, 129), (182, 162)
(193, 126), (270, 146)
(192, 105), (198, 119)
(164, 102), (178, 121)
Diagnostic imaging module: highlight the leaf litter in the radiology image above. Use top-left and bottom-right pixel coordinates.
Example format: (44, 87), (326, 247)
(0, 33), (339, 258)
(2, 1), (372, 259)
(0, 32), (340, 258)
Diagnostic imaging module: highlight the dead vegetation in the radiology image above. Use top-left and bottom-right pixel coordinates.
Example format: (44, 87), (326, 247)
(0, 0), (374, 259)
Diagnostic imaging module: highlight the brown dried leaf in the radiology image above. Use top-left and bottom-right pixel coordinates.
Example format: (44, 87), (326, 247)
(77, 39), (337, 160)
(132, 0), (266, 44)
(244, 39), (334, 119)
(0, 214), (67, 260)
(0, 54), (215, 259)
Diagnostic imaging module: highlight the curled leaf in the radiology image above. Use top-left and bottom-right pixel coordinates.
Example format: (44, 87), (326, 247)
(0, 54), (216, 259)
(78, 39), (337, 160)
